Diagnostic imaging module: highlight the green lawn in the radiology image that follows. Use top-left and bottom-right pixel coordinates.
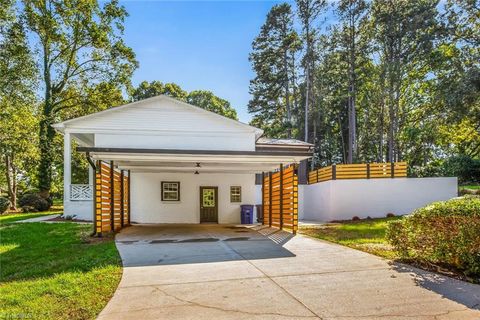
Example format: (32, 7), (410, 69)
(460, 184), (480, 190)
(0, 216), (121, 319)
(299, 217), (402, 259)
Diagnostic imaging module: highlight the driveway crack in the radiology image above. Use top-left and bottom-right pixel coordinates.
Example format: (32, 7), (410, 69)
(151, 286), (319, 318)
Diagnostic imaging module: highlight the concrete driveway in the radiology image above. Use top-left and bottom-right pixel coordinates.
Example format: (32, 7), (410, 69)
(99, 224), (480, 320)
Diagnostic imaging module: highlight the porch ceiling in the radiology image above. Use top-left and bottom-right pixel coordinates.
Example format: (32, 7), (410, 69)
(82, 148), (311, 173)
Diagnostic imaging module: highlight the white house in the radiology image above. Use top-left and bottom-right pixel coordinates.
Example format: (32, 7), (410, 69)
(53, 95), (457, 234)
(53, 95), (313, 226)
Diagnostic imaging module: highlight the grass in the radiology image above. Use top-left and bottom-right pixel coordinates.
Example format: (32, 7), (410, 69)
(299, 216), (403, 259)
(0, 216), (122, 319)
(460, 184), (480, 190)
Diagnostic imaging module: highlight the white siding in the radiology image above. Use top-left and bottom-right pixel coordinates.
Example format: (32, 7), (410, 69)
(131, 172), (256, 224)
(66, 97), (257, 151)
(94, 132), (255, 151)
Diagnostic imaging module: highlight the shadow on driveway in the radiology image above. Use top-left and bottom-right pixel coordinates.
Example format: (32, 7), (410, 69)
(392, 262), (480, 310)
(115, 224), (296, 267)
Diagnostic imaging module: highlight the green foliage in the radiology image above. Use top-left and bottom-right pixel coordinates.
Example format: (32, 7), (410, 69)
(0, 197), (10, 213)
(441, 155), (480, 184)
(249, 3), (300, 138)
(386, 197), (480, 278)
(21, 0), (138, 196)
(19, 193), (52, 212)
(130, 81), (239, 120)
(249, 0), (479, 171)
(131, 80), (188, 101)
(0, 2), (38, 208)
(187, 90), (238, 120)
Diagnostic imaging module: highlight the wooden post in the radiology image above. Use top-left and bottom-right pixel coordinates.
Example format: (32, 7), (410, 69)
(367, 163), (371, 179)
(316, 167), (319, 183)
(109, 161), (114, 232)
(127, 170), (131, 225)
(279, 164), (284, 230)
(391, 162), (395, 178)
(93, 161), (98, 236)
(120, 170), (125, 228)
(332, 164), (337, 180)
(268, 171), (272, 227)
(96, 160), (103, 237)
(261, 172), (265, 225)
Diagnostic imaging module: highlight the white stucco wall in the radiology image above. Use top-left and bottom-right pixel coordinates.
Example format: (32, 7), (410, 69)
(131, 172), (257, 224)
(64, 199), (93, 221)
(302, 177), (458, 222)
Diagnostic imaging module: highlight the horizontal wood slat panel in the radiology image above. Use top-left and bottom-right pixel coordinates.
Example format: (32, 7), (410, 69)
(309, 162), (407, 184)
(263, 164), (298, 234)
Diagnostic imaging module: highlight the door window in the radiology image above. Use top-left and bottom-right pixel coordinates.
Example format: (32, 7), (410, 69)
(202, 189), (215, 207)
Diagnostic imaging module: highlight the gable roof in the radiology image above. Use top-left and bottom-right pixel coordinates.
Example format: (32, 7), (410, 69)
(53, 95), (264, 138)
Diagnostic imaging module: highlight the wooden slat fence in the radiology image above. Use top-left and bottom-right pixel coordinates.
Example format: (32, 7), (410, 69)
(262, 164), (298, 234)
(95, 161), (130, 235)
(308, 162), (407, 184)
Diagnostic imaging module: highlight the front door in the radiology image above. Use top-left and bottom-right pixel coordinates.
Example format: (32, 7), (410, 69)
(200, 186), (218, 223)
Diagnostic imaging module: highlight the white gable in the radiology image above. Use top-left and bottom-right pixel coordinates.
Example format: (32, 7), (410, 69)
(54, 95), (262, 152)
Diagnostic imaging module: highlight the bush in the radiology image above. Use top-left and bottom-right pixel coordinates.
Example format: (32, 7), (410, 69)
(441, 155), (480, 184)
(19, 193), (51, 212)
(386, 197), (480, 278)
(386, 213), (396, 218)
(0, 197), (10, 214)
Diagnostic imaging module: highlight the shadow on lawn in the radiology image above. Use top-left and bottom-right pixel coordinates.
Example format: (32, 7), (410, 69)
(392, 262), (480, 310)
(0, 222), (120, 283)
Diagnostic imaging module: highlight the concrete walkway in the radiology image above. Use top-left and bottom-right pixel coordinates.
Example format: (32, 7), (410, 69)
(99, 224), (480, 320)
(15, 214), (60, 222)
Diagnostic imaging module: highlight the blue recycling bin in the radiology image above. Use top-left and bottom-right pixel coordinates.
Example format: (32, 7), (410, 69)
(240, 205), (254, 224)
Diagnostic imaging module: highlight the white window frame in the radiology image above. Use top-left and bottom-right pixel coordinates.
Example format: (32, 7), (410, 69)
(161, 181), (180, 201)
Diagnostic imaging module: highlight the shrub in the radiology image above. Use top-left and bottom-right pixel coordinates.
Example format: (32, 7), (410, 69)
(441, 155), (480, 184)
(0, 197), (10, 214)
(386, 197), (480, 278)
(19, 193), (51, 212)
(386, 213), (396, 218)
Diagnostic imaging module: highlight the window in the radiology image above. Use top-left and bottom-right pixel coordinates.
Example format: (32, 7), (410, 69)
(161, 181), (180, 201)
(230, 186), (241, 203)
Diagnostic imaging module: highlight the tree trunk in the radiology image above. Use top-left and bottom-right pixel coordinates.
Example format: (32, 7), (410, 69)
(284, 47), (292, 139)
(4, 154), (17, 210)
(304, 66), (310, 142)
(38, 115), (55, 198)
(347, 6), (356, 164)
(38, 42), (54, 199)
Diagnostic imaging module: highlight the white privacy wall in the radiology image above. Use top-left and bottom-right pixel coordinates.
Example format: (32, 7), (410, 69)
(302, 177), (458, 222)
(131, 172), (256, 224)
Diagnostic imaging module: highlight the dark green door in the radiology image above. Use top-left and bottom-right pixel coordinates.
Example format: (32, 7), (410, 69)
(200, 186), (218, 223)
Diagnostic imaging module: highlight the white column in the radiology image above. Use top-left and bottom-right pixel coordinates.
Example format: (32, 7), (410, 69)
(88, 166), (94, 185)
(64, 132), (71, 203)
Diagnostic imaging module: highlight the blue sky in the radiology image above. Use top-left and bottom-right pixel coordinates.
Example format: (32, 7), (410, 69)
(122, 1), (284, 123)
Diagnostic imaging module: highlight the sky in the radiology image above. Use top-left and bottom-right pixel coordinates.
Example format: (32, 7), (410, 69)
(121, 1), (284, 123)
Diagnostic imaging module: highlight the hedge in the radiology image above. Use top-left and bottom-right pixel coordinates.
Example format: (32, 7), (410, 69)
(386, 196), (480, 278)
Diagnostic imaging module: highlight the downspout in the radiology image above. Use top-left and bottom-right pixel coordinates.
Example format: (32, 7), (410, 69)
(86, 152), (97, 236)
